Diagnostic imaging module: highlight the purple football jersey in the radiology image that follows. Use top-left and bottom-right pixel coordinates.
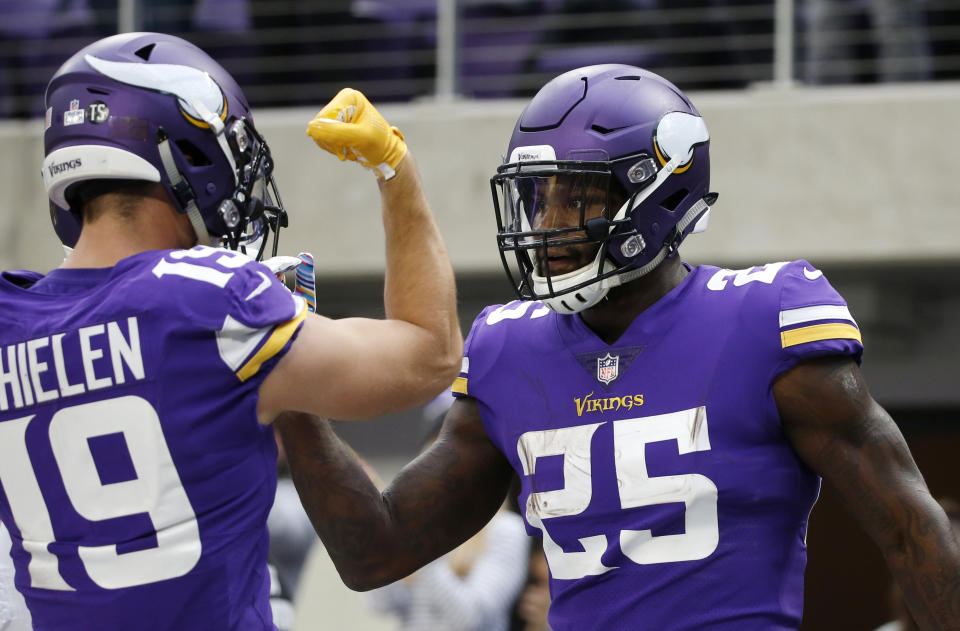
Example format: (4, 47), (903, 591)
(0, 246), (307, 630)
(453, 260), (863, 631)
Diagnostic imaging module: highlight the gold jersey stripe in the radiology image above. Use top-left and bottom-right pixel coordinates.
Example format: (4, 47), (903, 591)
(781, 323), (862, 349)
(452, 376), (468, 395)
(237, 306), (308, 382)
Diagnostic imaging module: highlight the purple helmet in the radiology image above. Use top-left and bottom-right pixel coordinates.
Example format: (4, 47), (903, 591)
(491, 64), (716, 314)
(43, 32), (287, 259)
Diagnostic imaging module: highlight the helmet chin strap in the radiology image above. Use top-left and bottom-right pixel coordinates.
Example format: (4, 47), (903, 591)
(598, 151), (689, 286)
(191, 99), (239, 186)
(154, 100), (239, 249)
(156, 132), (213, 247)
(607, 192), (713, 287)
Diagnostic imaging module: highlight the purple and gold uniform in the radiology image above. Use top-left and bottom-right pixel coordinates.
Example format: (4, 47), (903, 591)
(0, 246), (306, 630)
(454, 260), (863, 631)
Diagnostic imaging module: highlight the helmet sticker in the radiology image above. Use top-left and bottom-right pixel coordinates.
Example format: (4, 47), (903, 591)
(64, 100), (84, 126)
(86, 101), (110, 124)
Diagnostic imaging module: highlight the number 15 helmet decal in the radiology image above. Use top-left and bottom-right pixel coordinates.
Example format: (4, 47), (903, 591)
(492, 64), (717, 314)
(43, 32), (287, 260)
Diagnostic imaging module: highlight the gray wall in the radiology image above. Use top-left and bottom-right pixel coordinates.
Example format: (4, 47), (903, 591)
(3, 81), (960, 273)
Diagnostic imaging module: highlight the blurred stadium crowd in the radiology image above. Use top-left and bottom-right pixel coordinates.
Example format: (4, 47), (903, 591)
(2, 0), (960, 118)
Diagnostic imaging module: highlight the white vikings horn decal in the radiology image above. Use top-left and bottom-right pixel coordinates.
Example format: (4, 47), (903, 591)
(654, 112), (709, 167)
(84, 55), (225, 123)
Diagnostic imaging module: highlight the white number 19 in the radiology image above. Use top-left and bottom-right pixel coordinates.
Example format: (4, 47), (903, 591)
(0, 396), (201, 590)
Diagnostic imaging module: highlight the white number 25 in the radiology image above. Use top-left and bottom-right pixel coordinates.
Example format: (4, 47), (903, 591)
(517, 407), (718, 580)
(0, 396), (201, 590)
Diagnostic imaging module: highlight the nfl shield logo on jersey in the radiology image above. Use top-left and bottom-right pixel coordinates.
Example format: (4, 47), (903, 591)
(597, 353), (619, 385)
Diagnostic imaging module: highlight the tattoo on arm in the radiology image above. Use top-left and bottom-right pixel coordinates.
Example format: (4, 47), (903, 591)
(775, 357), (960, 629)
(275, 398), (515, 590)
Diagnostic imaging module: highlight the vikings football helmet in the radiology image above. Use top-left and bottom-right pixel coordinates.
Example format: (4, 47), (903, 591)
(491, 64), (716, 314)
(43, 32), (287, 260)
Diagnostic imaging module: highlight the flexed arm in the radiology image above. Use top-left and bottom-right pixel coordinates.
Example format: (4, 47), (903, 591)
(775, 356), (960, 630)
(258, 90), (462, 423)
(275, 398), (516, 590)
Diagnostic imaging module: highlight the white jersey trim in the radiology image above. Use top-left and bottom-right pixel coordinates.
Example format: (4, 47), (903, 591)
(779, 305), (856, 329)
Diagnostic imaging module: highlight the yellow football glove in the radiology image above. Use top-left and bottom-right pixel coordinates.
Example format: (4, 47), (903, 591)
(306, 88), (408, 180)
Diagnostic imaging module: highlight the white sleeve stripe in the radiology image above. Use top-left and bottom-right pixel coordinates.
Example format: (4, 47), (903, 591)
(461, 356), (469, 374)
(780, 304), (857, 328)
(291, 294), (306, 317)
(216, 315), (271, 372)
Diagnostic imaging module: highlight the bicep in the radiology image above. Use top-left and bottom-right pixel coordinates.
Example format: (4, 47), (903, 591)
(774, 356), (935, 547)
(259, 313), (456, 422)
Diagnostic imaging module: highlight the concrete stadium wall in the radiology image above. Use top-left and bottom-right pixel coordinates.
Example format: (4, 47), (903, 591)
(2, 81), (958, 274)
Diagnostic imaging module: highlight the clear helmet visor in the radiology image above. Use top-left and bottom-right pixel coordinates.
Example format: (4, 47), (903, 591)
(497, 170), (630, 279)
(499, 171), (617, 247)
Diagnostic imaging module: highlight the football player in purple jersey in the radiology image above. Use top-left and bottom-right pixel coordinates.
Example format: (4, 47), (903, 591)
(0, 33), (460, 630)
(277, 65), (960, 630)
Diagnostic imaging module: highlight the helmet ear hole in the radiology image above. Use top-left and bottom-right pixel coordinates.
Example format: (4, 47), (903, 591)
(174, 139), (212, 166)
(659, 188), (688, 212)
